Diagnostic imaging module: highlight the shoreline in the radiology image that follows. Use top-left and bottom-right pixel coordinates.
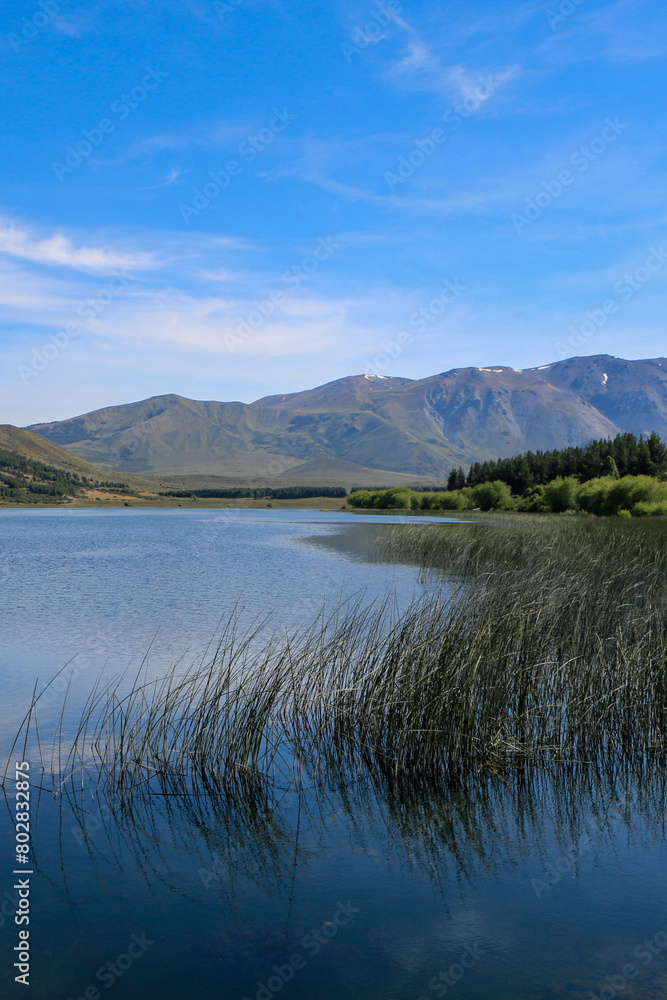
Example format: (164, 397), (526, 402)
(0, 495), (349, 511)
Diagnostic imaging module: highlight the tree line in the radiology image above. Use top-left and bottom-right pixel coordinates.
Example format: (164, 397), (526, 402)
(462, 432), (667, 493)
(160, 486), (347, 500)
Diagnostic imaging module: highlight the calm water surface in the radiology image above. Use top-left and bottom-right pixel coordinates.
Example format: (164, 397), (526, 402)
(0, 509), (446, 725)
(1, 509), (666, 1000)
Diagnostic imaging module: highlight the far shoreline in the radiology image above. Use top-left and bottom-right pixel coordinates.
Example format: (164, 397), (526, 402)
(0, 495), (349, 511)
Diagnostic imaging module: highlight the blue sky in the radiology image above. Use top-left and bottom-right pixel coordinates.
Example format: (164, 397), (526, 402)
(1, 0), (666, 424)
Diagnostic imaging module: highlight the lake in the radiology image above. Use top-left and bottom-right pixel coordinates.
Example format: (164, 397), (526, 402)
(1, 509), (666, 1000)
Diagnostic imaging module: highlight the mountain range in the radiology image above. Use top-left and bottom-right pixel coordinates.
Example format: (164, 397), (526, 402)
(25, 355), (667, 484)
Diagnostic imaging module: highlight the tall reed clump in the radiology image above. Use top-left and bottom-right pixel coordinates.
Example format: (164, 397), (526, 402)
(9, 517), (667, 798)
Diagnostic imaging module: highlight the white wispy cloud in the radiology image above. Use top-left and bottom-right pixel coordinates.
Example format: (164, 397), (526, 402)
(382, 10), (521, 101)
(0, 216), (358, 365)
(0, 260), (79, 314)
(127, 122), (254, 159)
(194, 266), (240, 283)
(391, 39), (433, 75)
(0, 219), (158, 274)
(85, 289), (351, 358)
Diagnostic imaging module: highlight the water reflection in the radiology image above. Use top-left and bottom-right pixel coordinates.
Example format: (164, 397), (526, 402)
(4, 740), (667, 999)
(37, 754), (667, 902)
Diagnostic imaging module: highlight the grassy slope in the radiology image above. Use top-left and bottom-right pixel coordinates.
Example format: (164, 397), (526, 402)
(0, 426), (353, 507)
(0, 424), (435, 499)
(0, 425), (115, 478)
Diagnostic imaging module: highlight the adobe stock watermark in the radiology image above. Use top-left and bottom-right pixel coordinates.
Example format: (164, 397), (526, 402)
(530, 801), (625, 899)
(0, 889), (20, 929)
(340, 0), (403, 63)
(179, 108), (296, 223)
(546, 0), (589, 31)
(181, 444), (334, 534)
(555, 246), (667, 360)
(511, 117), (630, 234)
(239, 901), (359, 1000)
(363, 277), (468, 377)
(587, 918), (667, 1000)
(65, 933), (154, 1000)
(7, 0), (72, 54)
(109, 406), (175, 468)
(385, 75), (504, 191)
(68, 797), (112, 848)
(40, 628), (117, 708)
(252, 446), (304, 483)
(213, 0), (244, 19)
(469, 406), (512, 452)
(224, 234), (340, 351)
(417, 941), (485, 999)
(18, 270), (135, 384)
(52, 66), (169, 181)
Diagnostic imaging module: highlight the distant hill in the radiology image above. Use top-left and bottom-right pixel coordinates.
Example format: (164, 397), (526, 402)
(25, 356), (667, 481)
(0, 437), (132, 504)
(271, 457), (428, 488)
(0, 425), (113, 478)
(0, 422), (427, 493)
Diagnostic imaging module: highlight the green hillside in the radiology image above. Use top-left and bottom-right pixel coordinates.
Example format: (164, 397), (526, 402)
(0, 444), (130, 504)
(0, 424), (115, 478)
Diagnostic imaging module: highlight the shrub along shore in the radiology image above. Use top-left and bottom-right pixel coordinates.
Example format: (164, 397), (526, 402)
(348, 431), (667, 517)
(347, 474), (667, 517)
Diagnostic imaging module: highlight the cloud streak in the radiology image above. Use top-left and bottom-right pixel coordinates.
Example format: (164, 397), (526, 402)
(0, 219), (158, 274)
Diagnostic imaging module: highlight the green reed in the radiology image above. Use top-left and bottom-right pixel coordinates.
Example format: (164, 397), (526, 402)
(8, 516), (667, 797)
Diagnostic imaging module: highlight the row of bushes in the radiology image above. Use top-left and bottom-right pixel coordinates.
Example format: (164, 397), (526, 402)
(160, 486), (347, 500)
(347, 475), (667, 518)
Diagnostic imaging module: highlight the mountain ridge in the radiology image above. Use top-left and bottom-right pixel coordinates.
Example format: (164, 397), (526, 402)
(25, 355), (667, 481)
